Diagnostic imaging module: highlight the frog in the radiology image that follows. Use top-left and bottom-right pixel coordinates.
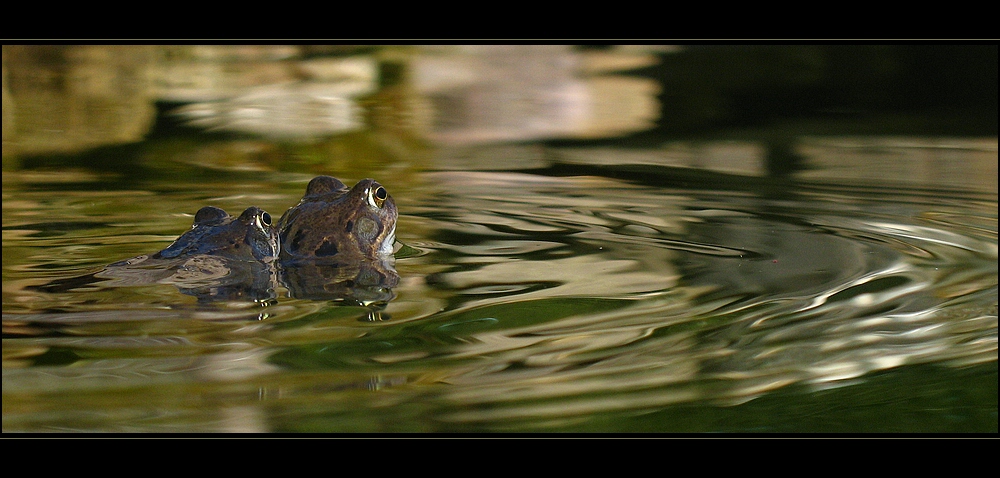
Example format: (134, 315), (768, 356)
(276, 176), (397, 263)
(153, 205), (279, 263)
(32, 206), (280, 303)
(275, 176), (399, 304)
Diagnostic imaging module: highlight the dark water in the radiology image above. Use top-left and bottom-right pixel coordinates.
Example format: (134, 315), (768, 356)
(2, 46), (997, 433)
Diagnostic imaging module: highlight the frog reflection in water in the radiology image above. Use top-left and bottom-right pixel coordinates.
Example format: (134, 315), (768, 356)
(33, 206), (280, 302)
(276, 176), (399, 305)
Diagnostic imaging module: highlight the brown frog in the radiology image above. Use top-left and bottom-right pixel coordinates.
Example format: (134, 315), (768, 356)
(275, 176), (399, 304)
(276, 176), (397, 263)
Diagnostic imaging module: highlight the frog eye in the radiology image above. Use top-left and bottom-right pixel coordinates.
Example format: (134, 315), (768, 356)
(369, 185), (388, 208)
(239, 207), (272, 230)
(253, 211), (272, 230)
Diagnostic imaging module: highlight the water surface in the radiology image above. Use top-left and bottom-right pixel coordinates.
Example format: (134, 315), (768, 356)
(3, 138), (996, 433)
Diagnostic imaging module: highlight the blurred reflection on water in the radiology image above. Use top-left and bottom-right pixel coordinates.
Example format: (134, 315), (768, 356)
(387, 165), (995, 424)
(2, 45), (996, 432)
(4, 140), (995, 431)
(3, 45), (662, 159)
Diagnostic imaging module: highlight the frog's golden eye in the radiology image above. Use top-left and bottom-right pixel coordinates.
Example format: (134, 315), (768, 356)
(370, 185), (388, 208)
(260, 212), (272, 227)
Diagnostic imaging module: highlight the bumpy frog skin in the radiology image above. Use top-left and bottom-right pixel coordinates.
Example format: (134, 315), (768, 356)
(277, 176), (397, 263)
(154, 206), (279, 263)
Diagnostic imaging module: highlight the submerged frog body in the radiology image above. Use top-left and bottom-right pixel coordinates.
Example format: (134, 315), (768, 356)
(277, 176), (397, 263)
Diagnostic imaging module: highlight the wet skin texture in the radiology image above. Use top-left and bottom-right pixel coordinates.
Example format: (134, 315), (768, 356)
(276, 176), (398, 264)
(153, 206), (279, 263)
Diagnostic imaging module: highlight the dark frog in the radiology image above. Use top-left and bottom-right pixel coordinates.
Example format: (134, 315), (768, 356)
(105, 205), (279, 302)
(155, 205), (279, 262)
(276, 176), (399, 303)
(33, 206), (280, 303)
